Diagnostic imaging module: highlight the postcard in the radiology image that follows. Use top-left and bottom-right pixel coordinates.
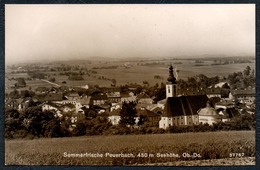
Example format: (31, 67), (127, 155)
(4, 4), (256, 166)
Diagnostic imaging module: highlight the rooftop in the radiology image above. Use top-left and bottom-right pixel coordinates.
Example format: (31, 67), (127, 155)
(163, 95), (208, 117)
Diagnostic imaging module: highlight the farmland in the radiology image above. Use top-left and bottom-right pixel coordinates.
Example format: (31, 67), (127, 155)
(5, 131), (255, 166)
(5, 57), (255, 91)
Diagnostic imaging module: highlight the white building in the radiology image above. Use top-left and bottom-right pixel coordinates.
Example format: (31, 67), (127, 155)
(159, 65), (209, 129)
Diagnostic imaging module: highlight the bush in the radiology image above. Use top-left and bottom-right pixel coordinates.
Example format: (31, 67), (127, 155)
(68, 75), (84, 81)
(104, 125), (131, 135)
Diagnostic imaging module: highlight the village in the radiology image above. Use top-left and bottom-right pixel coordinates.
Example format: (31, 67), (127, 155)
(5, 63), (255, 135)
(4, 4), (256, 166)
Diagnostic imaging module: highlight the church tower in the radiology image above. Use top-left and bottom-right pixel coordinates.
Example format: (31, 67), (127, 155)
(166, 64), (177, 98)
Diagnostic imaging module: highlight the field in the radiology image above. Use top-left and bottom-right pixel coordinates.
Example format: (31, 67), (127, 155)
(5, 131), (255, 166)
(95, 61), (256, 85)
(5, 58), (255, 90)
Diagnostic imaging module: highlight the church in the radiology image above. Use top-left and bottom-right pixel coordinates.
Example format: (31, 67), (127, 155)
(159, 65), (209, 129)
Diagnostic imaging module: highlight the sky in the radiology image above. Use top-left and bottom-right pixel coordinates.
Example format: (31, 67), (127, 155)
(5, 4), (255, 64)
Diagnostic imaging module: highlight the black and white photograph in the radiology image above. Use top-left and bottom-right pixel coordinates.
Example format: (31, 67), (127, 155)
(4, 4), (256, 166)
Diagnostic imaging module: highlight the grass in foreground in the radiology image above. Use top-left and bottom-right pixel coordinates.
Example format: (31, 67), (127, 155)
(5, 131), (255, 166)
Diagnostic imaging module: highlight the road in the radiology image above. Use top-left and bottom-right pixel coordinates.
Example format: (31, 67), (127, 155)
(41, 79), (61, 87)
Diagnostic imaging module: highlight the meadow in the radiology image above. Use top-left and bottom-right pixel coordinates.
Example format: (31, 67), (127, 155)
(5, 131), (255, 166)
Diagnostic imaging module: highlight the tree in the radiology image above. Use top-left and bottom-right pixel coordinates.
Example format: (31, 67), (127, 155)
(49, 77), (56, 83)
(222, 83), (230, 89)
(72, 120), (87, 136)
(68, 75), (84, 81)
(137, 115), (146, 127)
(23, 107), (62, 137)
(243, 66), (251, 76)
(120, 101), (137, 128)
(111, 79), (117, 86)
(143, 81), (149, 86)
(154, 87), (166, 103)
(9, 89), (20, 99)
(16, 78), (26, 87)
(187, 77), (197, 90)
(5, 109), (22, 139)
(20, 90), (35, 98)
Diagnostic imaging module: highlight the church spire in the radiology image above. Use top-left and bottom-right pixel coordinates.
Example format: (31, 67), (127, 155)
(167, 64), (176, 84)
(166, 64), (177, 98)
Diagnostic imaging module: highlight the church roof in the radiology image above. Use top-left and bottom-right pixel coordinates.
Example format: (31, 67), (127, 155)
(163, 95), (208, 117)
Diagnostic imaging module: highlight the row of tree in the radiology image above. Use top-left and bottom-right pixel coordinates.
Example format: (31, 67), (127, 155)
(228, 66), (255, 89)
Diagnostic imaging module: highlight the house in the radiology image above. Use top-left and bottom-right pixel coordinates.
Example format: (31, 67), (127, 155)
(102, 87), (121, 103)
(49, 86), (60, 93)
(204, 88), (222, 98)
(216, 107), (237, 122)
(215, 101), (235, 110)
(232, 89), (255, 104)
(5, 99), (19, 110)
(55, 100), (82, 113)
(92, 105), (110, 114)
(78, 96), (92, 108)
(197, 102), (221, 125)
(149, 106), (164, 115)
(110, 103), (121, 112)
(146, 104), (159, 111)
(17, 98), (32, 113)
(60, 103), (76, 113)
(36, 92), (63, 102)
(108, 109), (121, 125)
(137, 109), (161, 126)
(107, 92), (121, 103)
(121, 92), (136, 103)
(180, 89), (205, 96)
(42, 102), (62, 117)
(137, 93), (153, 104)
(159, 64), (209, 129)
(35, 86), (50, 94)
(136, 103), (153, 110)
(157, 98), (167, 109)
(17, 99), (25, 112)
(65, 92), (80, 101)
(91, 94), (108, 106)
(208, 97), (221, 107)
